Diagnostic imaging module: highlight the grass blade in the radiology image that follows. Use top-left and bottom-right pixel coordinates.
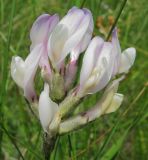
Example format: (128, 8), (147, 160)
(106, 0), (127, 41)
(1, 124), (25, 160)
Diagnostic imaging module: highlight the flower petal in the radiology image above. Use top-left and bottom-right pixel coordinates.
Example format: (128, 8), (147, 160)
(48, 7), (93, 66)
(79, 37), (104, 89)
(39, 45), (51, 74)
(39, 83), (58, 132)
(70, 8), (94, 61)
(90, 42), (114, 93)
(60, 7), (85, 35)
(11, 56), (25, 88)
(62, 10), (92, 62)
(118, 47), (136, 73)
(105, 93), (123, 114)
(24, 44), (43, 102)
(48, 24), (69, 64)
(65, 61), (77, 90)
(111, 28), (121, 76)
(30, 14), (59, 50)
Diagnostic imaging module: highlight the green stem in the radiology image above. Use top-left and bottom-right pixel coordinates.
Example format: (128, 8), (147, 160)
(106, 0), (127, 41)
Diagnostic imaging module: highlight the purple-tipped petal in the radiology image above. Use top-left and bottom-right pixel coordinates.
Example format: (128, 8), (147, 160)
(30, 14), (59, 50)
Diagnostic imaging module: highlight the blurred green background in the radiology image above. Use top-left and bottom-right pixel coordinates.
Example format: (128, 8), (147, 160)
(0, 0), (148, 159)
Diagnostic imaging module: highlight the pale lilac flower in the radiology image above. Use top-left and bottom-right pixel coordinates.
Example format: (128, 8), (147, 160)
(39, 83), (58, 131)
(78, 29), (136, 97)
(78, 36), (115, 96)
(48, 7), (93, 68)
(11, 14), (59, 102)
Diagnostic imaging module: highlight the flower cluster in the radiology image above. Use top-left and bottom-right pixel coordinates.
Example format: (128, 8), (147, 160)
(11, 7), (136, 134)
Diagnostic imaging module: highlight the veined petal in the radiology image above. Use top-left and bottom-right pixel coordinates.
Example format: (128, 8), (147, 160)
(39, 83), (58, 131)
(30, 14), (59, 50)
(24, 44), (43, 102)
(11, 56), (25, 88)
(118, 47), (136, 73)
(80, 37), (104, 88)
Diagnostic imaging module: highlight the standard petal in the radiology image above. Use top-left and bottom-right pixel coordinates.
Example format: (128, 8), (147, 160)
(39, 83), (58, 131)
(61, 10), (91, 62)
(80, 37), (104, 88)
(118, 47), (136, 73)
(24, 44), (43, 102)
(48, 7), (93, 66)
(11, 56), (25, 88)
(30, 14), (59, 50)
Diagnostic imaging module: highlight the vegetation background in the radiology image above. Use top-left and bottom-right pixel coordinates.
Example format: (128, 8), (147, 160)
(0, 0), (148, 159)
